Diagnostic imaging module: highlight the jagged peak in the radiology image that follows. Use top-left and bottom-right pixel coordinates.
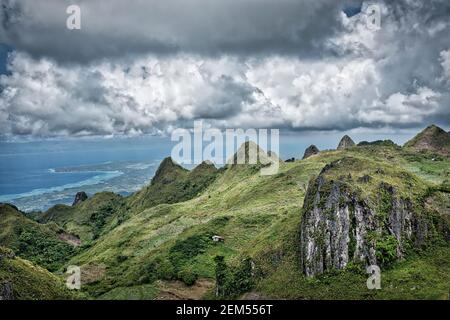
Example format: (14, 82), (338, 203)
(191, 160), (217, 174)
(404, 124), (450, 155)
(158, 156), (177, 167)
(151, 157), (187, 185)
(0, 203), (20, 213)
(424, 124), (445, 133)
(72, 191), (88, 206)
(408, 125), (447, 141)
(302, 145), (320, 159)
(337, 135), (355, 150)
(227, 141), (273, 166)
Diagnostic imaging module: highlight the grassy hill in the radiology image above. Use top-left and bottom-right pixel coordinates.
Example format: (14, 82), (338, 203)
(32, 158), (219, 246)
(35, 192), (125, 242)
(1, 125), (449, 300)
(0, 247), (75, 300)
(404, 125), (450, 156)
(0, 204), (77, 271)
(128, 158), (219, 212)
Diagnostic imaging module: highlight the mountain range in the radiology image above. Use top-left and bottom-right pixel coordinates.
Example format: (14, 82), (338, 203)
(1, 125), (449, 300)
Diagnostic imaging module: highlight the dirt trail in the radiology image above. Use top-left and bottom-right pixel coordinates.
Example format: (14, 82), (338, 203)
(58, 232), (81, 246)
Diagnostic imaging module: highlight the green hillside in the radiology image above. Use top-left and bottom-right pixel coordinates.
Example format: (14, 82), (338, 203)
(35, 192), (125, 242)
(0, 247), (75, 300)
(128, 158), (219, 212)
(404, 125), (450, 156)
(0, 125), (449, 300)
(0, 204), (77, 271)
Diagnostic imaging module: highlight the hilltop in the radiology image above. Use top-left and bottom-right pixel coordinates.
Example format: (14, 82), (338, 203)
(128, 157), (219, 212)
(0, 126), (449, 300)
(404, 125), (450, 156)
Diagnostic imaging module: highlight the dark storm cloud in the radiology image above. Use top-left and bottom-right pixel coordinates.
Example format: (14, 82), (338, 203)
(1, 0), (450, 138)
(0, 0), (352, 63)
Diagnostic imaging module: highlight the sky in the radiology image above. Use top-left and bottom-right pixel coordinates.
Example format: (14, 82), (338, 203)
(0, 0), (449, 140)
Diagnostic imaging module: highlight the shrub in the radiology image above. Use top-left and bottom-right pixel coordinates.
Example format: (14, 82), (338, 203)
(116, 255), (128, 263)
(90, 205), (114, 239)
(15, 230), (75, 271)
(146, 256), (175, 281)
(213, 255), (254, 298)
(178, 267), (198, 286)
(376, 235), (398, 267)
(169, 233), (211, 272)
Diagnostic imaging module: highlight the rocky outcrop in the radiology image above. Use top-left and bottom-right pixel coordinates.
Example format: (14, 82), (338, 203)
(337, 135), (355, 150)
(0, 281), (14, 300)
(302, 145), (319, 159)
(0, 247), (15, 261)
(299, 162), (445, 277)
(0, 248), (15, 300)
(72, 191), (88, 206)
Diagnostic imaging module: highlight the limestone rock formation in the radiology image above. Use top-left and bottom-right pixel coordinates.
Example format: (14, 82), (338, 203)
(299, 158), (448, 277)
(337, 135), (355, 150)
(72, 191), (88, 206)
(0, 281), (14, 300)
(302, 145), (320, 159)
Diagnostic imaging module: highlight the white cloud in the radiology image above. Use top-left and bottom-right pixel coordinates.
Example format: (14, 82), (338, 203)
(1, 0), (450, 138)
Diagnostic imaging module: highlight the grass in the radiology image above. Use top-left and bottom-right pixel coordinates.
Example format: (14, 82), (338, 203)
(257, 247), (450, 300)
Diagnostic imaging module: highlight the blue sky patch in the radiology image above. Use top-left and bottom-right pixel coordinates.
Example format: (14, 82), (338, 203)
(0, 44), (13, 75)
(343, 4), (362, 17)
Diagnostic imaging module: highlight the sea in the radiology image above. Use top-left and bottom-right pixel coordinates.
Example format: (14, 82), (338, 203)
(0, 130), (413, 212)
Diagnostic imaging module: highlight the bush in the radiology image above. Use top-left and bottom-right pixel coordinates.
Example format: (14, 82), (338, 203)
(146, 256), (175, 281)
(169, 233), (211, 272)
(90, 205), (114, 239)
(15, 230), (75, 271)
(376, 235), (398, 267)
(440, 179), (450, 192)
(213, 255), (254, 298)
(116, 255), (128, 263)
(178, 267), (198, 286)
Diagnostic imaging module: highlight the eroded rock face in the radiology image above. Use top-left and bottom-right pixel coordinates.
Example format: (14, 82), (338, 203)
(72, 191), (88, 206)
(0, 281), (14, 300)
(299, 175), (432, 277)
(302, 145), (320, 159)
(337, 135), (355, 150)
